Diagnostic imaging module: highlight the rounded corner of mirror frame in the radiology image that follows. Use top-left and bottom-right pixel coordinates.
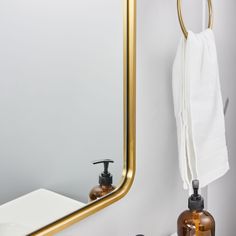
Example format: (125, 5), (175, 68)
(29, 0), (136, 235)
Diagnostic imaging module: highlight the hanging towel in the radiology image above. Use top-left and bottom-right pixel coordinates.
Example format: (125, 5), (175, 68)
(172, 29), (229, 190)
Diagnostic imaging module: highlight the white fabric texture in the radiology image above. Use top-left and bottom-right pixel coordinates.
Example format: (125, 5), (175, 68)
(172, 29), (229, 189)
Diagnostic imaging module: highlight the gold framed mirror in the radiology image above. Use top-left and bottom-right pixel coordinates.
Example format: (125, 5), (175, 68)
(27, 0), (136, 235)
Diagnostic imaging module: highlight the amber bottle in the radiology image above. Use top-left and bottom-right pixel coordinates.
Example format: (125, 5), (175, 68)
(89, 159), (115, 202)
(178, 180), (215, 236)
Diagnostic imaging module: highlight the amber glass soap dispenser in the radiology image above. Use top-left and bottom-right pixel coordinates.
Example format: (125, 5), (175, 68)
(89, 159), (115, 202)
(178, 180), (215, 236)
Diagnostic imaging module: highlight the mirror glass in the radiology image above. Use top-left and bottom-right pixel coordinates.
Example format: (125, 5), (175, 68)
(0, 0), (123, 231)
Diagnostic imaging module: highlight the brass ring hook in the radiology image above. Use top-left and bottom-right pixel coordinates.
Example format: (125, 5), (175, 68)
(177, 0), (213, 39)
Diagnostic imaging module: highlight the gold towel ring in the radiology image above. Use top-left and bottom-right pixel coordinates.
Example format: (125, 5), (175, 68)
(177, 0), (213, 39)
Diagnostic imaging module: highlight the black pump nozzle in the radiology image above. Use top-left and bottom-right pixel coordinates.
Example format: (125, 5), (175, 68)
(192, 179), (199, 196)
(188, 180), (204, 211)
(93, 159), (114, 186)
(93, 159), (114, 175)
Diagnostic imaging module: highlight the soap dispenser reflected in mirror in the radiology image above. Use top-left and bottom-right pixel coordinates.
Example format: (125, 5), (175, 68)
(89, 159), (116, 202)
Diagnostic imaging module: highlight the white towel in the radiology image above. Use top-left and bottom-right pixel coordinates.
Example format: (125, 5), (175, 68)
(172, 29), (229, 190)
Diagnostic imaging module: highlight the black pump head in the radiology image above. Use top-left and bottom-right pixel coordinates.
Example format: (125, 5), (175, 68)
(93, 159), (114, 186)
(188, 180), (204, 211)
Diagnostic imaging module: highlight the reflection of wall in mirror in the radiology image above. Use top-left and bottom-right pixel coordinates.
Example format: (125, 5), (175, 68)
(0, 0), (123, 204)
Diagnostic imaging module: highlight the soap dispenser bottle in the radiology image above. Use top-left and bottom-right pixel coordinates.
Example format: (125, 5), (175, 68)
(89, 159), (115, 202)
(177, 180), (215, 236)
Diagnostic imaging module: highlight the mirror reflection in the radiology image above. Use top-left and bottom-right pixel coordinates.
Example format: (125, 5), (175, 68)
(0, 0), (123, 233)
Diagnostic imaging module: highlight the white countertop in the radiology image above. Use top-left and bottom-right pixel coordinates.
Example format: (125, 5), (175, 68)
(0, 189), (85, 235)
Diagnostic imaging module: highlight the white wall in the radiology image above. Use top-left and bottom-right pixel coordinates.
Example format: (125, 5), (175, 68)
(57, 1), (212, 235)
(208, 0), (236, 235)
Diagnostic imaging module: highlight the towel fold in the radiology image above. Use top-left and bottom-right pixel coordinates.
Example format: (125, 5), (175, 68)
(172, 29), (229, 189)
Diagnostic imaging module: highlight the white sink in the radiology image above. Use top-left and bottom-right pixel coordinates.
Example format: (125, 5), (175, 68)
(0, 189), (86, 235)
(0, 223), (31, 236)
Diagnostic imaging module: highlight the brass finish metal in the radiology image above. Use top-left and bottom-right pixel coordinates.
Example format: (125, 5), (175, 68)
(29, 0), (136, 235)
(177, 0), (213, 39)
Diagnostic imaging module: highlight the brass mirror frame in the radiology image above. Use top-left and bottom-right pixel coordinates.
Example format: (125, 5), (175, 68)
(29, 0), (136, 235)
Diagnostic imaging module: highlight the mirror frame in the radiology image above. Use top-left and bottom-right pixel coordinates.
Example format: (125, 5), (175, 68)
(29, 0), (136, 235)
